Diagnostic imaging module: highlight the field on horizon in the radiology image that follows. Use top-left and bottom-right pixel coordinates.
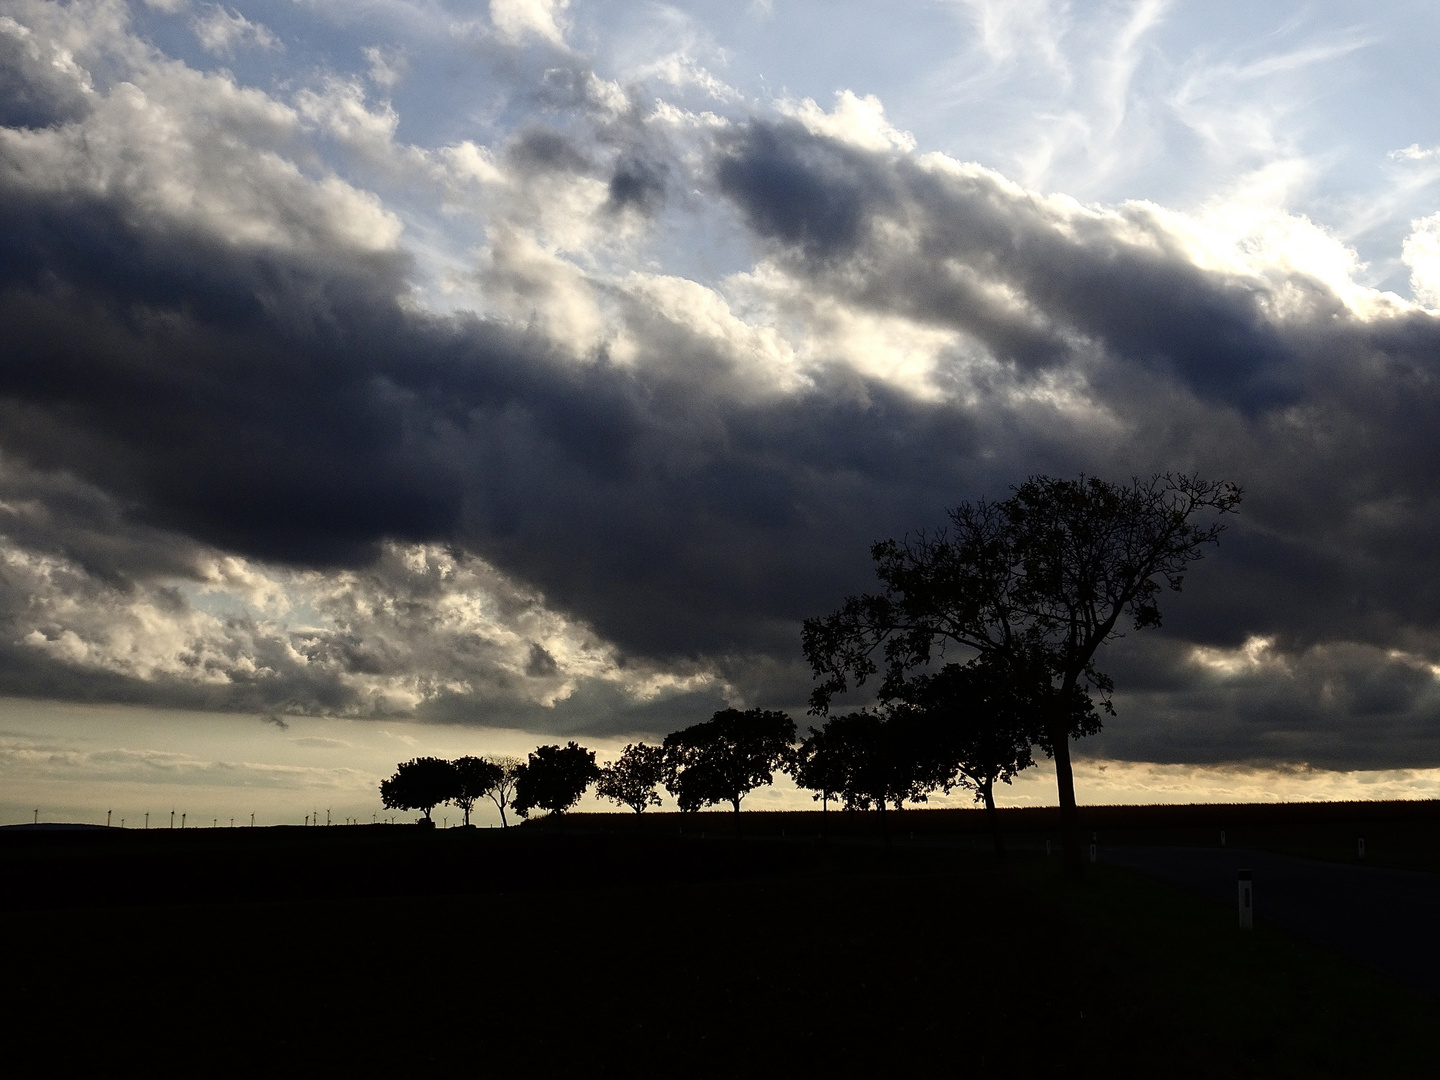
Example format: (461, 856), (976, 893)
(4, 802), (1436, 1077)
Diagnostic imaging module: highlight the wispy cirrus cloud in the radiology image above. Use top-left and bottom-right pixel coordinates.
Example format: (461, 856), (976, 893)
(192, 4), (280, 57)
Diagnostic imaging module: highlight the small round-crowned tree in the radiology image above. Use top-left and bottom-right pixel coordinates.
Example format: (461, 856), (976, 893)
(380, 757), (460, 826)
(596, 743), (666, 813)
(512, 742), (600, 818)
(662, 708), (795, 814)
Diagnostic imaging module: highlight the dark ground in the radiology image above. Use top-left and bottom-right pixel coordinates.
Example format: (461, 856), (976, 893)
(2, 806), (1436, 1078)
(1100, 845), (1440, 995)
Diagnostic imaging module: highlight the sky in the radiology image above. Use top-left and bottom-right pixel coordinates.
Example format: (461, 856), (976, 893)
(5, 0), (1440, 825)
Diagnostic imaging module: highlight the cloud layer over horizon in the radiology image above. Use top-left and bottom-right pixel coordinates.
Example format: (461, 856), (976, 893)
(5, 0), (1440, 772)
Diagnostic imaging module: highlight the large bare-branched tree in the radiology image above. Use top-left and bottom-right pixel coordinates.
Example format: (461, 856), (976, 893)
(483, 756), (523, 828)
(803, 474), (1240, 876)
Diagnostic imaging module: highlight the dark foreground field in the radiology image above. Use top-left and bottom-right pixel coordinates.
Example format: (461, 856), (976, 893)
(3, 806), (1436, 1078)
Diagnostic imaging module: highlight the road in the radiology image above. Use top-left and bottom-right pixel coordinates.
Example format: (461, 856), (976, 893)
(1101, 845), (1440, 996)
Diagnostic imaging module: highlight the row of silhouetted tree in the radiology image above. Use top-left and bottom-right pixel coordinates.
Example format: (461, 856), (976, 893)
(378, 690), (1064, 853)
(380, 474), (1242, 872)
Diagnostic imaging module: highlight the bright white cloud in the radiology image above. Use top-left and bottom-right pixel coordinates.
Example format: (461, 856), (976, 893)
(637, 51), (741, 103)
(1391, 144), (1440, 162)
(192, 4), (280, 57)
(362, 44), (407, 90)
(0, 5), (400, 254)
(1402, 211), (1440, 309)
(489, 0), (569, 47)
(296, 76), (402, 161)
(3, 533), (719, 716)
(1190, 635), (1287, 678)
(781, 90), (916, 153)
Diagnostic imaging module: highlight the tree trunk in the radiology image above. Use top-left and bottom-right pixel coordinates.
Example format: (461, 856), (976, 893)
(982, 778), (1004, 864)
(1048, 709), (1083, 878)
(733, 796), (743, 837)
(499, 803), (508, 828)
(877, 799), (890, 850)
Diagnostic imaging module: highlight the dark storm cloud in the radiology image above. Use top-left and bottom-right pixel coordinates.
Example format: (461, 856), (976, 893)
(6, 30), (1440, 766)
(716, 120), (1301, 411)
(0, 21), (92, 130)
(0, 177), (962, 654)
(508, 128), (591, 174)
(0, 183), (481, 567)
(706, 119), (1440, 766)
(716, 123), (900, 259)
(1085, 635), (1440, 771)
(0, 452), (204, 585)
(605, 157), (667, 216)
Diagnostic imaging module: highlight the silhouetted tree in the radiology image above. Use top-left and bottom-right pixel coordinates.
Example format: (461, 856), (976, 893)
(483, 756), (522, 828)
(812, 711), (934, 844)
(803, 473), (1239, 876)
(663, 708), (795, 815)
(380, 757), (460, 826)
(897, 658), (1096, 860)
(512, 742), (600, 818)
(596, 743), (666, 813)
(793, 725), (850, 827)
(452, 756), (504, 826)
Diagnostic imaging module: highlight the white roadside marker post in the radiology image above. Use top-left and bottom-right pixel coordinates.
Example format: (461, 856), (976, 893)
(1238, 869), (1254, 930)
(1358, 837), (1365, 860)
(1090, 830), (1097, 864)
(1221, 830), (1226, 847)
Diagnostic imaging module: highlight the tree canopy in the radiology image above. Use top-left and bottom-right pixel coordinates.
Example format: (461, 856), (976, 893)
(451, 756), (504, 827)
(379, 757), (460, 825)
(817, 712), (931, 814)
(792, 724), (851, 816)
(596, 743), (666, 813)
(802, 473), (1239, 875)
(512, 742), (601, 818)
(896, 657), (1095, 858)
(663, 708), (795, 814)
